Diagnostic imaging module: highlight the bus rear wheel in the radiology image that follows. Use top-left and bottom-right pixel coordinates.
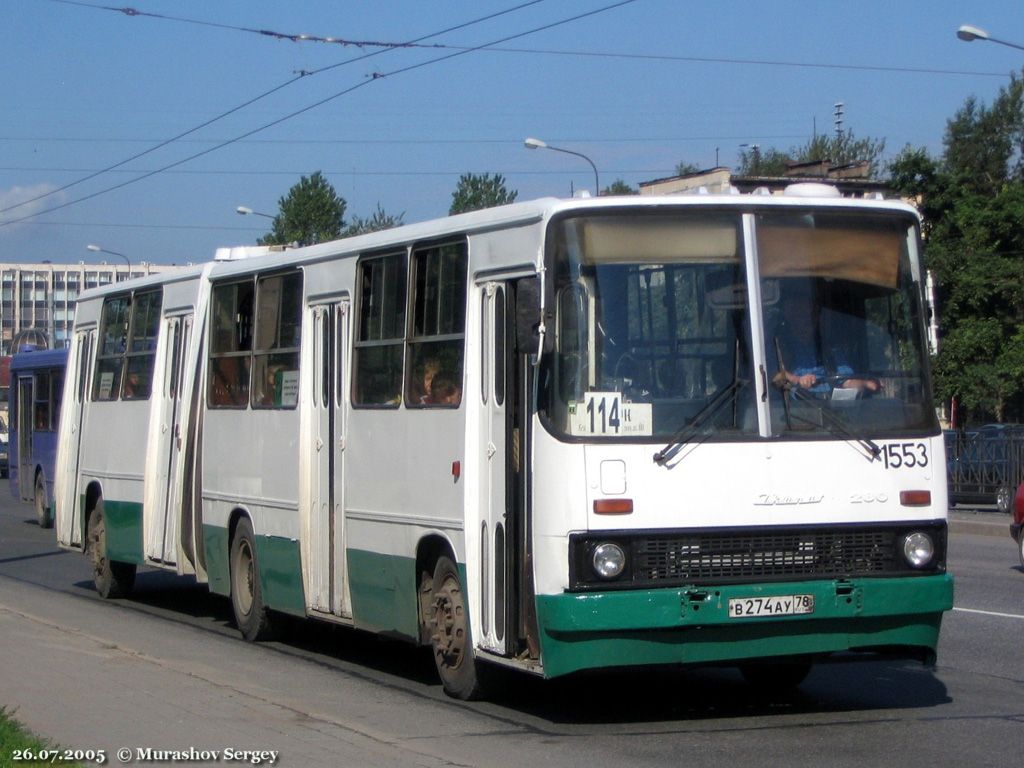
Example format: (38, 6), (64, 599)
(428, 555), (483, 700)
(35, 474), (52, 529)
(87, 501), (135, 598)
(230, 517), (274, 642)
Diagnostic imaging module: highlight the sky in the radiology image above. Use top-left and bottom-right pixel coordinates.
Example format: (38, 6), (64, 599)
(3, 0), (1023, 266)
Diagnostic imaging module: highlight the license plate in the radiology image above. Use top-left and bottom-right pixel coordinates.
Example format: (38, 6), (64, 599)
(728, 594), (815, 618)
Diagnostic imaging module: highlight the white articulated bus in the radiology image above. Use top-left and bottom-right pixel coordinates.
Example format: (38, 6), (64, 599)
(55, 189), (954, 699)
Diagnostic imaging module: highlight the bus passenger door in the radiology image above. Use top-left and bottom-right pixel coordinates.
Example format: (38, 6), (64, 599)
(309, 301), (349, 617)
(150, 314), (192, 565)
(16, 375), (34, 502)
(62, 330), (94, 548)
(479, 283), (512, 654)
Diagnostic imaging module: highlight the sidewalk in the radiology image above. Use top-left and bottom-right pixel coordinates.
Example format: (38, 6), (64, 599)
(948, 507), (1010, 538)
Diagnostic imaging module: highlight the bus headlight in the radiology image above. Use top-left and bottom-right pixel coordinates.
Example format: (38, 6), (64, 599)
(902, 531), (934, 568)
(592, 542), (626, 580)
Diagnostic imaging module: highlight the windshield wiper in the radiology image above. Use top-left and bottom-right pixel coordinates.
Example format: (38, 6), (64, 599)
(772, 376), (881, 461)
(653, 378), (747, 466)
(772, 335), (879, 461)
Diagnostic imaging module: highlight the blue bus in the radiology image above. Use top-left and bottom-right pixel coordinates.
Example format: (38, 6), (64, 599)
(10, 348), (67, 528)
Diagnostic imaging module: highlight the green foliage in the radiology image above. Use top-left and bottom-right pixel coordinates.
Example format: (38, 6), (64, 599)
(342, 204), (404, 237)
(736, 131), (886, 177)
(0, 708), (62, 768)
(449, 173), (517, 215)
(258, 171), (347, 247)
(602, 179), (638, 195)
(889, 71), (1024, 423)
(674, 162), (702, 176)
(736, 146), (792, 176)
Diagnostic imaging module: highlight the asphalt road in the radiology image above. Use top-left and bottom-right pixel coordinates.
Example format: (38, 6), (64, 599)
(0, 495), (1021, 768)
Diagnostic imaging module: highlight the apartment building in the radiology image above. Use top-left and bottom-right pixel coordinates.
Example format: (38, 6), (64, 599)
(0, 262), (183, 354)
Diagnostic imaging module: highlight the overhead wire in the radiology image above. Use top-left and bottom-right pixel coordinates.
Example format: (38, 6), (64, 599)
(1, 0), (549, 216)
(43, 0), (1010, 78)
(1, 0), (638, 228)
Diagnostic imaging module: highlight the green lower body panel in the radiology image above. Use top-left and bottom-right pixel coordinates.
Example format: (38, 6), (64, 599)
(202, 524), (306, 618)
(103, 500), (144, 565)
(203, 524), (231, 596)
(534, 574), (954, 679)
(346, 549), (420, 641)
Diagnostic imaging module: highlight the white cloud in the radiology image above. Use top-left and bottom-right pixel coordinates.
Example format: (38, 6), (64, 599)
(0, 183), (65, 232)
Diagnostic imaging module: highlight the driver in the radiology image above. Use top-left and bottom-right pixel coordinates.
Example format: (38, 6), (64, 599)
(772, 280), (881, 397)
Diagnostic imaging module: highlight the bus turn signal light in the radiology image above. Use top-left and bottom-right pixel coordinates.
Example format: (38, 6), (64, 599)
(899, 490), (931, 507)
(594, 499), (633, 515)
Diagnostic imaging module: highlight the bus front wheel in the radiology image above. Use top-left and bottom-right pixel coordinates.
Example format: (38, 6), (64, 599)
(230, 517), (274, 642)
(87, 501), (135, 598)
(35, 474), (52, 529)
(428, 555), (483, 700)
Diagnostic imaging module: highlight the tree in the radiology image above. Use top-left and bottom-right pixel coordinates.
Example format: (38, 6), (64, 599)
(449, 173), (517, 215)
(602, 179), (638, 195)
(736, 131), (886, 177)
(258, 171), (346, 247)
(675, 162), (702, 176)
(889, 71), (1024, 423)
(342, 204), (404, 237)
(736, 146), (791, 176)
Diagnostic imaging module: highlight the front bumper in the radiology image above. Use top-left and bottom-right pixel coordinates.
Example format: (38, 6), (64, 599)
(534, 573), (954, 678)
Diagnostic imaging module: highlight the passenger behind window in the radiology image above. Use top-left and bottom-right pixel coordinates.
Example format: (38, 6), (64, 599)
(412, 358), (442, 404)
(428, 373), (461, 406)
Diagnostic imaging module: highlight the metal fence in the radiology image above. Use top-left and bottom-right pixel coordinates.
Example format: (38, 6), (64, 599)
(945, 428), (1024, 512)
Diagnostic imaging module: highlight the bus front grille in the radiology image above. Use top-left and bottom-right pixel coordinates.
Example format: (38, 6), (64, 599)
(568, 522), (947, 590)
(635, 529), (894, 582)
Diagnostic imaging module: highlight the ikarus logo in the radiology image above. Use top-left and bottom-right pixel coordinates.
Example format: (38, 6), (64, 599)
(754, 494), (825, 506)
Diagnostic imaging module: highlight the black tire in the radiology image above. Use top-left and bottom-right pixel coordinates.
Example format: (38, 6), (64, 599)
(87, 500), (136, 599)
(740, 659), (813, 690)
(427, 555), (483, 700)
(35, 473), (52, 529)
(230, 517), (274, 641)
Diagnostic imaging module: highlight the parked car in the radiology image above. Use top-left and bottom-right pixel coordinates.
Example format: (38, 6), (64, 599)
(1013, 483), (1024, 569)
(946, 424), (1024, 513)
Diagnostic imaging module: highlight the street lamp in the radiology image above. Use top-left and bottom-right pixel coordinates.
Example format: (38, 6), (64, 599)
(86, 244), (131, 279)
(957, 24), (1024, 52)
(524, 137), (600, 195)
(235, 205), (275, 219)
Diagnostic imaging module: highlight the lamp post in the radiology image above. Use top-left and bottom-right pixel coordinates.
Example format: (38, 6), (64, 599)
(957, 24), (1024, 52)
(524, 137), (600, 195)
(86, 244), (131, 280)
(235, 205), (275, 219)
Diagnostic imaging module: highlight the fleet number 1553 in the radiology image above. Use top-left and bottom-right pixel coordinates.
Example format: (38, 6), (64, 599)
(880, 442), (928, 469)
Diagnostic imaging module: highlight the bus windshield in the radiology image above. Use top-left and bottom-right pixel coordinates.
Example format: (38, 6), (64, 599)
(758, 210), (935, 437)
(541, 208), (936, 442)
(543, 210), (757, 441)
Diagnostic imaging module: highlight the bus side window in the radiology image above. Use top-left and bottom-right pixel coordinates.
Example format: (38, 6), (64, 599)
(124, 289), (161, 400)
(405, 240), (467, 408)
(251, 271), (302, 409)
(353, 252), (406, 407)
(208, 280), (254, 409)
(34, 371), (51, 429)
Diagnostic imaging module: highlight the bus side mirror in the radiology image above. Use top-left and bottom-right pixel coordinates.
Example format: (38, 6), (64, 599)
(515, 276), (550, 356)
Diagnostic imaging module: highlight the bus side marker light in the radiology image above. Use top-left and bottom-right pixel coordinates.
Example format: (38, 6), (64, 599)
(899, 490), (931, 507)
(594, 499), (633, 515)
(452, 461), (461, 481)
